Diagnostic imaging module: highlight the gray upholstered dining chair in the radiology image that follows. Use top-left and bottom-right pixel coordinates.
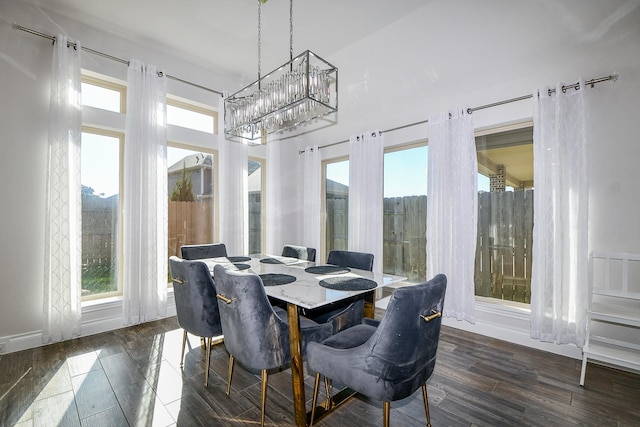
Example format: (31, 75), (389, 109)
(168, 256), (223, 387)
(180, 243), (228, 260)
(305, 250), (375, 333)
(213, 264), (333, 427)
(306, 274), (447, 427)
(327, 249), (374, 271)
(282, 244), (316, 262)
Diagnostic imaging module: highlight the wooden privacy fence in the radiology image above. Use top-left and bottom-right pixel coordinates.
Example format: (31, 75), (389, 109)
(327, 191), (534, 303)
(82, 196), (117, 266)
(383, 196), (427, 282)
(325, 195), (348, 254)
(84, 191), (534, 303)
(168, 201), (213, 258)
(474, 190), (534, 303)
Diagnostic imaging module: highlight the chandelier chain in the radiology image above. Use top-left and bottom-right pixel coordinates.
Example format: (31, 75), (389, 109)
(257, 0), (262, 80)
(289, 0), (293, 61)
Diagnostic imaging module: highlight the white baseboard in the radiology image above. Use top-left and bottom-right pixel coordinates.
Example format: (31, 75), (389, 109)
(0, 297), (176, 355)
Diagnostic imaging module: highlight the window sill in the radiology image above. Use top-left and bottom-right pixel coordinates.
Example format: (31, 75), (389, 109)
(443, 295), (582, 360)
(474, 295), (530, 318)
(82, 295), (123, 312)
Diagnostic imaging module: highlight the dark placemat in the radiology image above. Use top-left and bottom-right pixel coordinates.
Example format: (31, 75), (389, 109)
(260, 258), (284, 264)
(305, 265), (351, 275)
(233, 263), (251, 270)
(228, 256), (251, 263)
(319, 277), (377, 291)
(260, 273), (297, 286)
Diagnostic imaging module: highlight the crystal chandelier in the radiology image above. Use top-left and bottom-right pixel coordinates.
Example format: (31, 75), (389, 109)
(224, 0), (338, 142)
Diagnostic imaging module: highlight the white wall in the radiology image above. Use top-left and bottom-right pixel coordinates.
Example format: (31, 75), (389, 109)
(288, 1), (640, 357)
(1, 0), (639, 357)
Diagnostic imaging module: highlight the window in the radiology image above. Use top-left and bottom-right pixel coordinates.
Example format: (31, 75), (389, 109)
(81, 129), (122, 300)
(167, 98), (217, 134)
(81, 74), (125, 113)
(475, 126), (534, 304)
(248, 158), (264, 254)
(167, 145), (217, 260)
(80, 72), (125, 301)
(324, 158), (349, 255)
(80, 70), (222, 298)
(383, 144), (428, 283)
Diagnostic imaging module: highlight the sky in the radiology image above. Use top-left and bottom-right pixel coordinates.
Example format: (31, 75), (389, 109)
(328, 146), (490, 196)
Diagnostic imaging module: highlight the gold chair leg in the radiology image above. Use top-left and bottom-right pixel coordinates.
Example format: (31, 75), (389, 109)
(422, 384), (431, 427)
(180, 330), (188, 368)
(383, 401), (390, 427)
(324, 377), (332, 410)
(261, 369), (268, 427)
(226, 354), (234, 395)
(204, 337), (212, 387)
(310, 373), (321, 426)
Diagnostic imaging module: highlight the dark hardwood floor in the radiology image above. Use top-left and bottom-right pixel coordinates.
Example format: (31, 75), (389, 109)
(1, 310), (639, 426)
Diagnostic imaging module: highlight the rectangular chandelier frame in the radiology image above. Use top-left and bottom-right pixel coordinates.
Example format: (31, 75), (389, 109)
(224, 50), (338, 141)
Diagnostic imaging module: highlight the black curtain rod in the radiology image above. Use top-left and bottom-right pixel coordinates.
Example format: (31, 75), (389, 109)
(298, 73), (618, 155)
(13, 23), (224, 96)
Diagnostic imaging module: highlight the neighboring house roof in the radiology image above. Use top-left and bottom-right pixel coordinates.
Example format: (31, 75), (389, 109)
(168, 153), (212, 173)
(168, 154), (263, 194)
(326, 179), (348, 196)
(248, 165), (261, 193)
(248, 159), (260, 175)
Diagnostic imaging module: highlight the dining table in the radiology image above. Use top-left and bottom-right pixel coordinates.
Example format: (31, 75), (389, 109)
(203, 253), (406, 427)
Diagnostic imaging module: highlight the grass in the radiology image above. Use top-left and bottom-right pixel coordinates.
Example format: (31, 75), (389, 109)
(81, 264), (117, 295)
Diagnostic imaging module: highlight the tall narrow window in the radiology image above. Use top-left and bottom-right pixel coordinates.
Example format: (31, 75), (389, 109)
(81, 130), (122, 299)
(167, 146), (216, 259)
(383, 144), (428, 283)
(324, 159), (349, 254)
(475, 126), (534, 304)
(248, 158), (264, 254)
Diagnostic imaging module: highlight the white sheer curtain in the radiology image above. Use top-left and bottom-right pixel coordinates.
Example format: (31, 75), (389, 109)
(43, 35), (82, 343)
(265, 138), (282, 254)
(302, 145), (322, 254)
(348, 131), (384, 274)
(530, 80), (589, 347)
(426, 109), (477, 323)
(219, 95), (248, 256)
(122, 60), (167, 325)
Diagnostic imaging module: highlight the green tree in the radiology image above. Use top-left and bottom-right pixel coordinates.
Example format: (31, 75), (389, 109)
(82, 185), (99, 199)
(170, 163), (195, 201)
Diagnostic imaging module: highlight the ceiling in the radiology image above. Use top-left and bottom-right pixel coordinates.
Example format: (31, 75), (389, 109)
(27, 0), (428, 82)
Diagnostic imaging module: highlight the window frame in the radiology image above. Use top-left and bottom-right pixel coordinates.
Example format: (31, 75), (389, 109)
(166, 96), (218, 135)
(248, 156), (266, 254)
(321, 155), (349, 262)
(382, 140), (428, 283)
(167, 141), (220, 247)
(80, 126), (125, 302)
(473, 120), (534, 307)
(81, 72), (127, 113)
